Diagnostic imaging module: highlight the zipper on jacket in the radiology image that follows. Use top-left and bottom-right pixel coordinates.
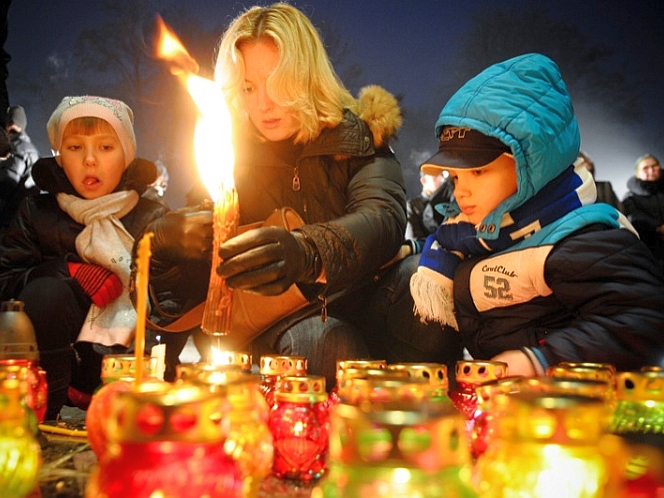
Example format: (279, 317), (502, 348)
(292, 166), (301, 191)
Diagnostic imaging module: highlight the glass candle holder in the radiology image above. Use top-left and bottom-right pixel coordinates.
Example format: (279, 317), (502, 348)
(450, 360), (509, 420)
(0, 377), (41, 498)
(312, 398), (477, 498)
(327, 359), (387, 408)
(86, 381), (242, 498)
(258, 355), (307, 408)
(190, 367), (273, 498)
(208, 350), (253, 373)
(0, 359), (47, 424)
(269, 375), (329, 483)
(547, 362), (617, 389)
(611, 369), (664, 435)
(387, 362), (451, 404)
(475, 391), (614, 497)
(86, 354), (164, 459)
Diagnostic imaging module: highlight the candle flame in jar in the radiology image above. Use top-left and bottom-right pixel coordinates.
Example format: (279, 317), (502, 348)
(155, 15), (235, 201)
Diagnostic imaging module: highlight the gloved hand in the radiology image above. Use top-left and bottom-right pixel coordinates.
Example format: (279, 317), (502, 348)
(418, 233), (463, 280)
(148, 207), (213, 261)
(433, 221), (490, 256)
(68, 262), (123, 307)
(217, 226), (321, 296)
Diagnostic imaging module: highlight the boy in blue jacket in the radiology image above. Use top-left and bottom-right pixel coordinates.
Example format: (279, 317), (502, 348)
(410, 53), (664, 376)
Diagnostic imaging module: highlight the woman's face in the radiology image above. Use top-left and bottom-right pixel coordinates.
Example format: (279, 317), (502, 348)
(239, 39), (299, 142)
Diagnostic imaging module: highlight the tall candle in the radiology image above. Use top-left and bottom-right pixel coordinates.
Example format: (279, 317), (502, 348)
(201, 187), (239, 336)
(133, 232), (153, 387)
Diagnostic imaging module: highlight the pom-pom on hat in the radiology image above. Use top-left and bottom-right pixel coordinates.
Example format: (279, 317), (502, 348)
(47, 96), (136, 167)
(421, 126), (511, 176)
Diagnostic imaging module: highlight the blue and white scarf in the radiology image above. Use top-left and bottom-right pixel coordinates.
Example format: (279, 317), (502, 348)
(410, 165), (636, 329)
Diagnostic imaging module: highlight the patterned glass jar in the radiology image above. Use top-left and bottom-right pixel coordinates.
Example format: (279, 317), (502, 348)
(258, 355), (307, 408)
(86, 381), (242, 498)
(312, 398), (476, 498)
(191, 367), (273, 498)
(269, 375), (329, 483)
(0, 377), (41, 498)
(475, 391), (616, 497)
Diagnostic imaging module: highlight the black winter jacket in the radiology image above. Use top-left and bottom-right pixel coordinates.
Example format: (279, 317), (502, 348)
(622, 176), (664, 264)
(454, 223), (664, 372)
(0, 157), (167, 301)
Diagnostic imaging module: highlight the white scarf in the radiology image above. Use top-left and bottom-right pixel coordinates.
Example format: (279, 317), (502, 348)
(57, 191), (139, 347)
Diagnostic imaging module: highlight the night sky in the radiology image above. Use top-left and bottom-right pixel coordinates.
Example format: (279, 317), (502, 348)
(5, 0), (663, 205)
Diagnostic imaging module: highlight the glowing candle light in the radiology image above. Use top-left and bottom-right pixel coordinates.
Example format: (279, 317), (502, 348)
(133, 232), (153, 388)
(155, 16), (238, 337)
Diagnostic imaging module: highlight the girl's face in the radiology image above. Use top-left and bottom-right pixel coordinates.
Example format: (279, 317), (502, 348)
(239, 39), (299, 142)
(58, 123), (127, 199)
(447, 153), (518, 225)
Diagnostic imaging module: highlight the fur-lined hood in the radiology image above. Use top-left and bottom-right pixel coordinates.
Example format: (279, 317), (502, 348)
(355, 85), (402, 148)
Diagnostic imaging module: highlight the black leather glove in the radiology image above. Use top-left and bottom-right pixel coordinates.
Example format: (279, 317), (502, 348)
(148, 207), (213, 261)
(217, 226), (321, 296)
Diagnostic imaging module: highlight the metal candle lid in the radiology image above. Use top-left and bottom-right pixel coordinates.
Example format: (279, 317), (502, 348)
(0, 300), (38, 361)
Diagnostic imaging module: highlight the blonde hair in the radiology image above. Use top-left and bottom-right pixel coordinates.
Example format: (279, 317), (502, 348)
(62, 117), (118, 139)
(214, 2), (356, 143)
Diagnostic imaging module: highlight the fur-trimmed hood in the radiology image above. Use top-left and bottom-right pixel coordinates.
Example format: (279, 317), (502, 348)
(356, 85), (402, 148)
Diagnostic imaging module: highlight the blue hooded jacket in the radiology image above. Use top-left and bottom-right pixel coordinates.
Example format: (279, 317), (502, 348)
(434, 53), (581, 240)
(411, 53), (664, 373)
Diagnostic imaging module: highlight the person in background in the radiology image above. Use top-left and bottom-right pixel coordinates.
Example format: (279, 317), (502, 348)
(405, 170), (454, 253)
(410, 53), (664, 377)
(0, 105), (41, 236)
(622, 153), (664, 269)
(0, 95), (168, 419)
(575, 150), (623, 212)
(138, 2), (462, 388)
(142, 158), (169, 207)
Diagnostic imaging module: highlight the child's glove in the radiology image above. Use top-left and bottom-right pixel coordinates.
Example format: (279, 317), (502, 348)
(433, 221), (489, 256)
(217, 226), (320, 295)
(68, 262), (123, 307)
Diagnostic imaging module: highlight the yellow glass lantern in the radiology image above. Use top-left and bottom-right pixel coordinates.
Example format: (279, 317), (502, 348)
(0, 378), (41, 498)
(312, 399), (477, 497)
(475, 392), (615, 497)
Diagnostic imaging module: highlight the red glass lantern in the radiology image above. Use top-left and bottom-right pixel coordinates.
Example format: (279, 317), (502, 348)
(269, 375), (329, 483)
(0, 360), (47, 424)
(258, 355), (307, 409)
(86, 381), (242, 498)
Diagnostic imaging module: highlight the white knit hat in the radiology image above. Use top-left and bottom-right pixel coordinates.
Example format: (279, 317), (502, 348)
(47, 95), (136, 167)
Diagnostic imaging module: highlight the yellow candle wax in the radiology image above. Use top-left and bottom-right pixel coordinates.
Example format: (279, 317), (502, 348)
(134, 232), (154, 387)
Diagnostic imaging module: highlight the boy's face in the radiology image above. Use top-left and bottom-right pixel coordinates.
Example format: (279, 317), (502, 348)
(446, 153), (518, 225)
(58, 127), (127, 199)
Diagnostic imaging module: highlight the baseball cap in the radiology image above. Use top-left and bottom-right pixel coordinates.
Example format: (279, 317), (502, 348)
(421, 126), (511, 175)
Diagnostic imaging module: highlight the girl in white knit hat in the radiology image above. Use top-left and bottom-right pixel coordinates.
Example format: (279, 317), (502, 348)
(0, 95), (169, 418)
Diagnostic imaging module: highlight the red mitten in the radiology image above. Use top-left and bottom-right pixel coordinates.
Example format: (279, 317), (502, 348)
(68, 262), (123, 307)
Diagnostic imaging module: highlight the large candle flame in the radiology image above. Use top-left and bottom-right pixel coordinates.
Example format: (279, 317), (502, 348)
(155, 15), (234, 201)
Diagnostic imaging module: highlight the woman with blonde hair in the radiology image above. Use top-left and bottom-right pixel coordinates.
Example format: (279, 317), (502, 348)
(143, 3), (462, 387)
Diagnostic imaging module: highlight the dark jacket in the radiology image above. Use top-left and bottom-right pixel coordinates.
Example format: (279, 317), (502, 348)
(405, 180), (454, 242)
(454, 223), (664, 372)
(149, 86), (406, 317)
(0, 157), (167, 300)
(622, 176), (664, 264)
